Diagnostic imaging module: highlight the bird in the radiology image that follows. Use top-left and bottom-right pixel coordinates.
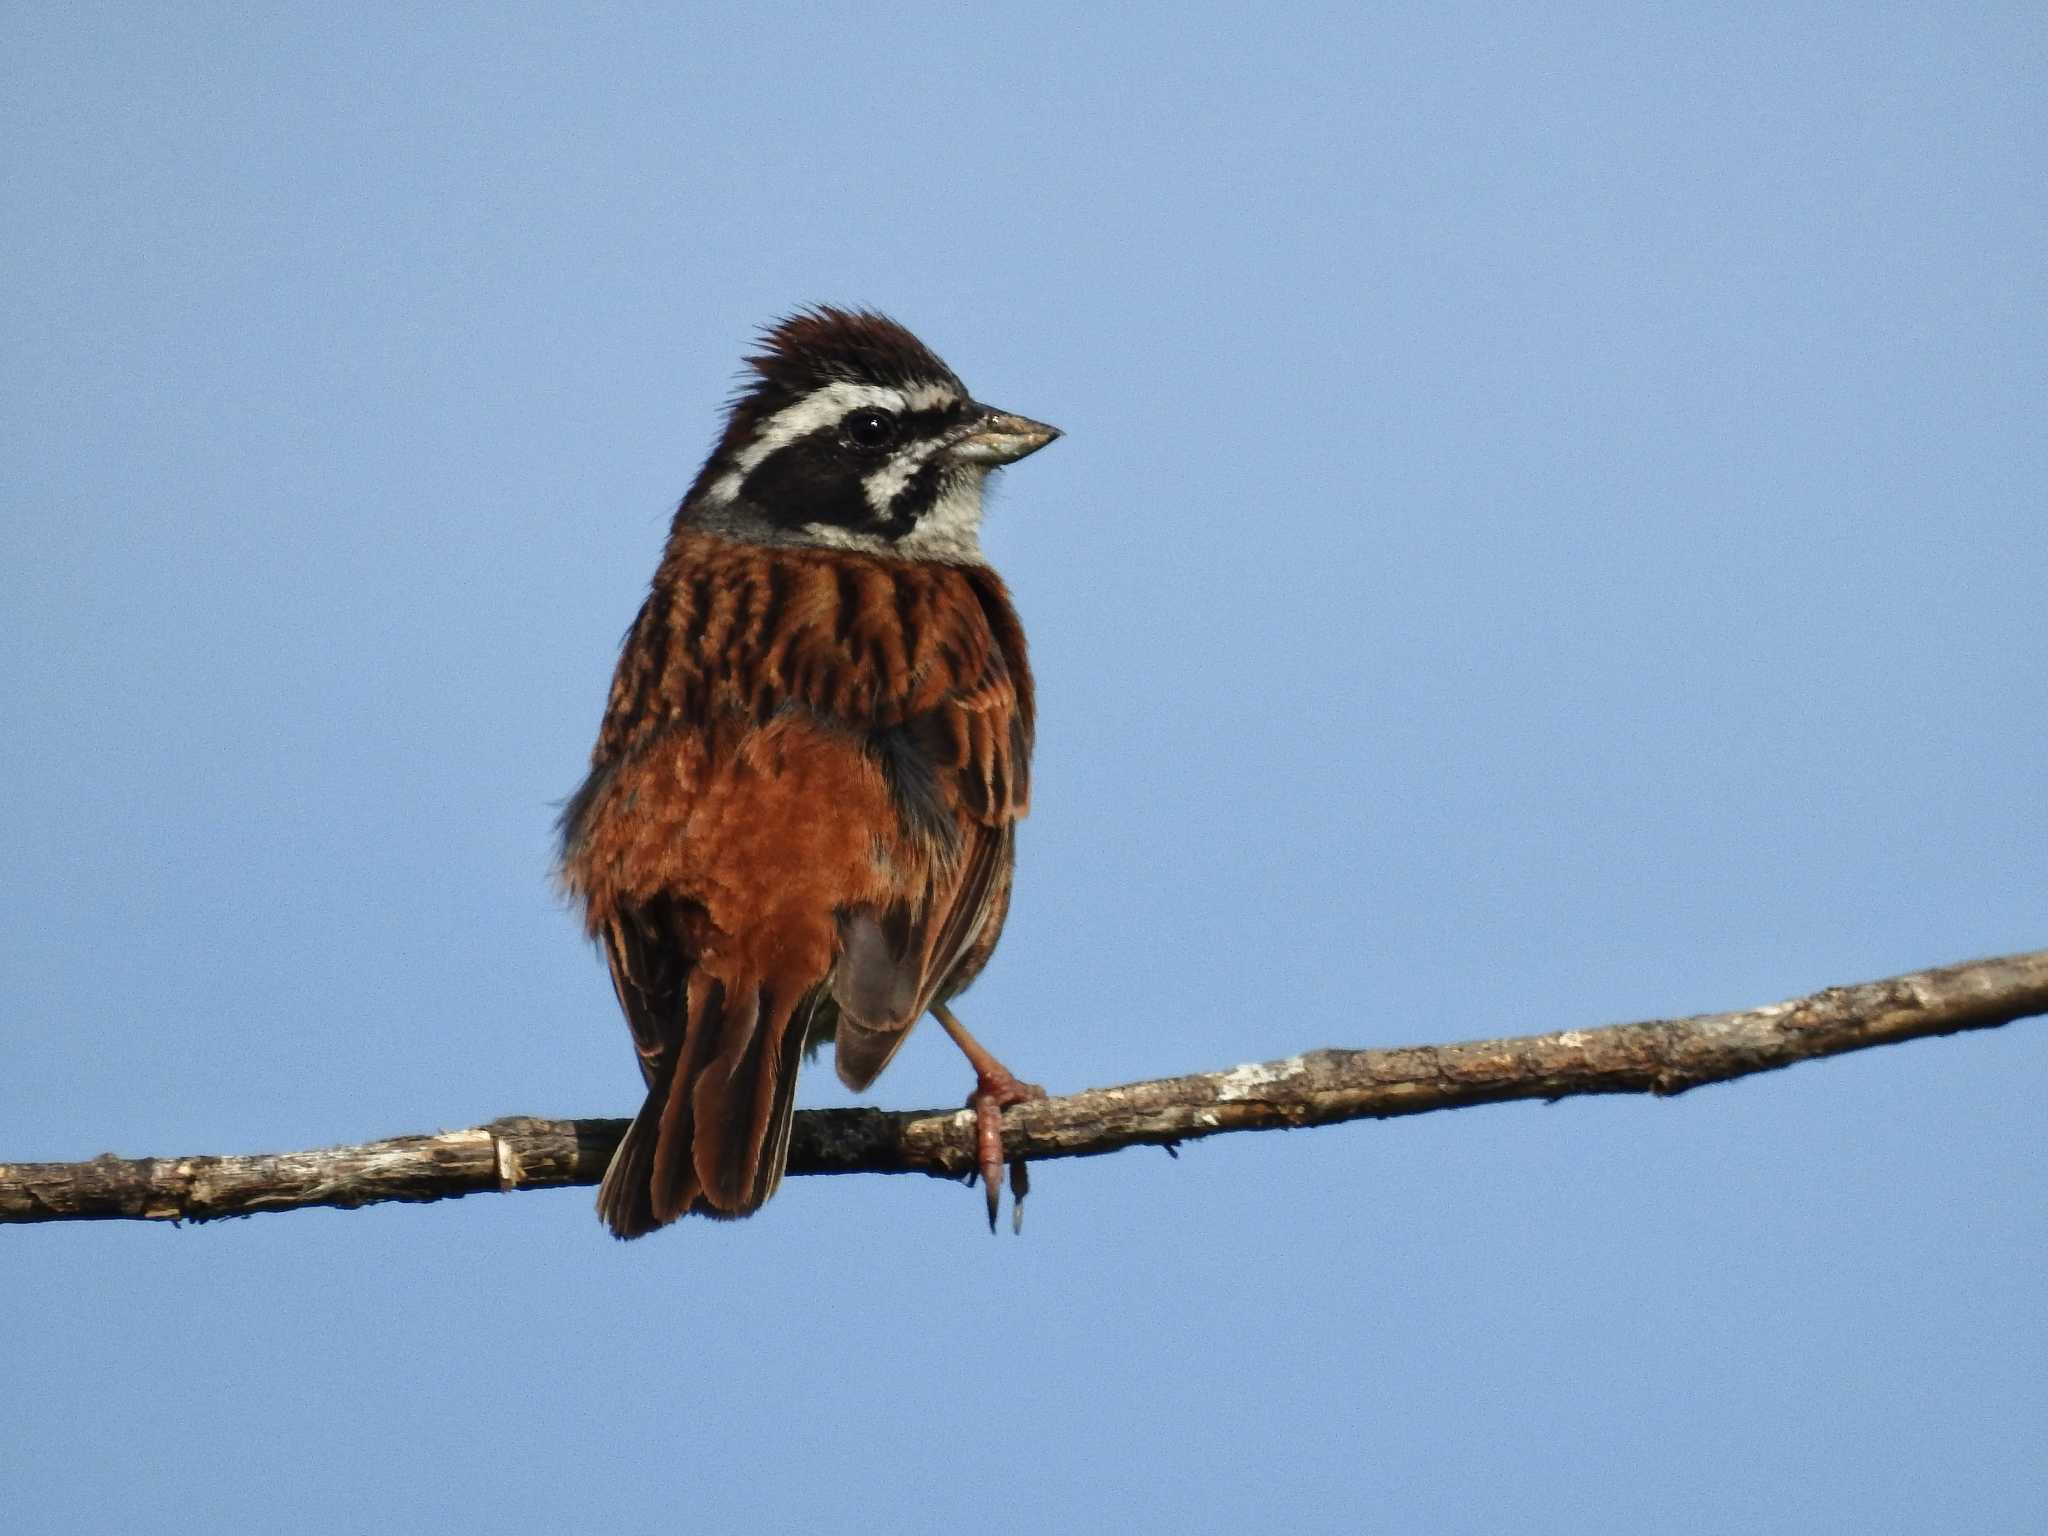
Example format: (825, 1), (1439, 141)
(558, 306), (1060, 1238)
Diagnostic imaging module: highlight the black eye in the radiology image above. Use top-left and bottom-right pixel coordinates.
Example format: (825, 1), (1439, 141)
(843, 408), (897, 449)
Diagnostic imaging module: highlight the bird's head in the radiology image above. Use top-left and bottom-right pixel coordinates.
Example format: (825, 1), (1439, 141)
(680, 307), (1059, 564)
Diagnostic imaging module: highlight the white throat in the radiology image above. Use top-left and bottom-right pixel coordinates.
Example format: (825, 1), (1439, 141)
(801, 468), (990, 565)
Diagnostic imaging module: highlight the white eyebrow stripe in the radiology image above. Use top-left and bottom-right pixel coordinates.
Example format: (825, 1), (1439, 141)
(705, 381), (905, 506)
(728, 381), (907, 479)
(701, 377), (963, 510)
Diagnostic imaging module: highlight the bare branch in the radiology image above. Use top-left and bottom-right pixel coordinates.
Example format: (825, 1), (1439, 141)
(5, 946), (2044, 1227)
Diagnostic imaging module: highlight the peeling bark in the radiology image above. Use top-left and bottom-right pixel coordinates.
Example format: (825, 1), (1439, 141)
(5, 946), (2043, 1226)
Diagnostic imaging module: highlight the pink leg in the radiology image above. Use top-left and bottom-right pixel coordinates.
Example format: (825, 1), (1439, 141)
(932, 1002), (1045, 1232)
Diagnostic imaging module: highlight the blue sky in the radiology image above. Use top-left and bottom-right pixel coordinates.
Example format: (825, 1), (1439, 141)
(5, 6), (2044, 1531)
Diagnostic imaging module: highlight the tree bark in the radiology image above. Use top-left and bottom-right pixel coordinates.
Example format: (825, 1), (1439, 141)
(5, 946), (2043, 1227)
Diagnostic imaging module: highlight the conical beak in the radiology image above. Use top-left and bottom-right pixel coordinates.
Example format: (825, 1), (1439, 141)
(945, 405), (1062, 466)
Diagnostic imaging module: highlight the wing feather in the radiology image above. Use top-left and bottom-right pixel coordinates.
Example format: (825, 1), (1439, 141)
(830, 571), (1032, 1089)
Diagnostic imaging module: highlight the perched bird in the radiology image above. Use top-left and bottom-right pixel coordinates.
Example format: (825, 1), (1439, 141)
(559, 307), (1059, 1238)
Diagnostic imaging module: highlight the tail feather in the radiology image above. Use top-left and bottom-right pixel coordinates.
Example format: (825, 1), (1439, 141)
(649, 972), (725, 1225)
(690, 981), (765, 1210)
(734, 985), (792, 1208)
(749, 1000), (808, 1208)
(597, 969), (812, 1234)
(596, 1088), (667, 1239)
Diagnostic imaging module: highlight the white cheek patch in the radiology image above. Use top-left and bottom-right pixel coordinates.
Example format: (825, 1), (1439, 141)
(800, 471), (990, 565)
(860, 451), (924, 517)
(894, 471), (988, 563)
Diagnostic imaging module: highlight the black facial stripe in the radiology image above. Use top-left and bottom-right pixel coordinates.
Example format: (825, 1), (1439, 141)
(739, 425), (871, 531)
(871, 403), (966, 444)
(732, 394), (974, 539)
(875, 457), (949, 540)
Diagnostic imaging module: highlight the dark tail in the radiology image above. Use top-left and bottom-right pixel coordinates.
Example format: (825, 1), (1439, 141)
(596, 1087), (667, 1239)
(597, 974), (813, 1237)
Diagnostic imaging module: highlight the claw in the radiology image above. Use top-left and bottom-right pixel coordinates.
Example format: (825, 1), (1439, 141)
(1009, 1157), (1029, 1235)
(933, 1002), (1045, 1234)
(964, 1069), (1043, 1233)
(974, 1090), (1003, 1231)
